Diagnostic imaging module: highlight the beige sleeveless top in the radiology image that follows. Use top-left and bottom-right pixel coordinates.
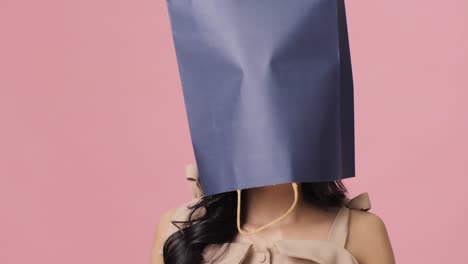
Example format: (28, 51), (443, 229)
(160, 192), (371, 264)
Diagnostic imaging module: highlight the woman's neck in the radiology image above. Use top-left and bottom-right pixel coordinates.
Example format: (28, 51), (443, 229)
(240, 183), (306, 230)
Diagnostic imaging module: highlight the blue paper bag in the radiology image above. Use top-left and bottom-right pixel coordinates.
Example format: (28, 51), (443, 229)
(166, 0), (355, 196)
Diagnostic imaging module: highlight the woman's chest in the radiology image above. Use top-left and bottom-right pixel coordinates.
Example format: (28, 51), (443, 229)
(202, 241), (359, 264)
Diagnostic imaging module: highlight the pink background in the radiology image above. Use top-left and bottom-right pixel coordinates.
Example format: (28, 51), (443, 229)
(1, 0), (467, 263)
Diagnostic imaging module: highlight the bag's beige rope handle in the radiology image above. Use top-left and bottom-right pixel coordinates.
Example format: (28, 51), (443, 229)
(236, 182), (299, 235)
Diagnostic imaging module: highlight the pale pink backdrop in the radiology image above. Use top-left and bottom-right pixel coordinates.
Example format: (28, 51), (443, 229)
(0, 1), (467, 263)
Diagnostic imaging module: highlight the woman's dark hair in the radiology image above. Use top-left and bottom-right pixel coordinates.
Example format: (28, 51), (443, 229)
(163, 181), (348, 264)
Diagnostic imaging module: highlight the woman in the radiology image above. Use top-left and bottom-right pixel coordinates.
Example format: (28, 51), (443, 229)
(150, 164), (395, 264)
(153, 0), (395, 262)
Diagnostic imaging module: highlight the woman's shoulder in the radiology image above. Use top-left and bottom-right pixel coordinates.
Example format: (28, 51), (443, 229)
(150, 206), (177, 264)
(346, 208), (395, 263)
(348, 208), (388, 244)
(157, 197), (202, 237)
(150, 198), (201, 263)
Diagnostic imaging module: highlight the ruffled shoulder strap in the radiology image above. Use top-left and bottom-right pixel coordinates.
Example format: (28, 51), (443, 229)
(344, 192), (371, 211)
(186, 164), (204, 198)
(327, 192), (372, 247)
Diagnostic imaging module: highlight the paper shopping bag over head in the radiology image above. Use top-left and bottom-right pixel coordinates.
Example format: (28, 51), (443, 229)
(166, 0), (356, 196)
